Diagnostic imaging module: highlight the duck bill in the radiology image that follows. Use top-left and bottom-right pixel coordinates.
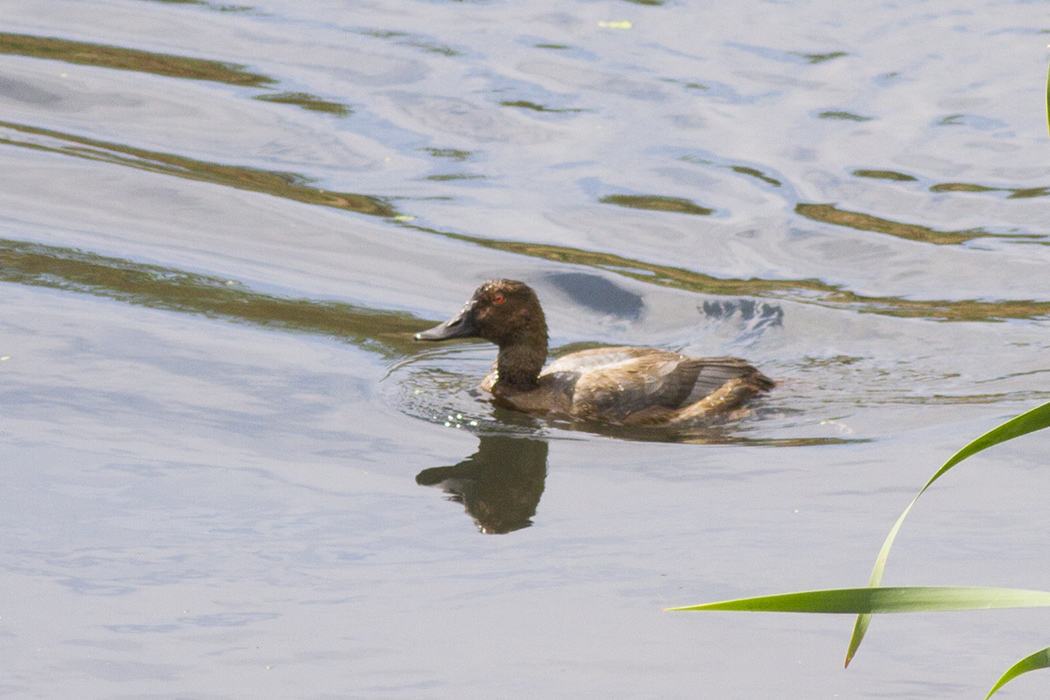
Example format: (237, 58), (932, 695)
(415, 305), (477, 341)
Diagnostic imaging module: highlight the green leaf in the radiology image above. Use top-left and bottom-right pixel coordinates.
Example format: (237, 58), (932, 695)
(666, 586), (1050, 614)
(846, 401), (1050, 665)
(986, 647), (1050, 699)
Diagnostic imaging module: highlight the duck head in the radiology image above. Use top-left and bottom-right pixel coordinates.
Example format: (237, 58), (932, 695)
(415, 279), (548, 347)
(415, 279), (550, 389)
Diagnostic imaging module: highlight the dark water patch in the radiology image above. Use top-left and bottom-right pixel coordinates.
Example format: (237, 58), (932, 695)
(658, 78), (711, 91)
(853, 170), (917, 182)
(702, 299), (784, 334)
(730, 165), (782, 187)
(1004, 189), (1047, 200)
(500, 100), (586, 114)
(0, 76), (63, 106)
(931, 183), (1001, 194)
(546, 272), (643, 319)
(0, 33), (273, 87)
(600, 194), (713, 216)
(354, 29), (462, 57)
(795, 203), (988, 245)
(817, 111), (873, 122)
(406, 223), (1050, 322)
(1, 32), (356, 117)
(357, 29), (408, 39)
(0, 120), (396, 217)
(731, 46), (846, 65)
(679, 155), (783, 187)
(254, 91), (352, 117)
(0, 238), (426, 357)
(408, 41), (461, 57)
(936, 113), (1007, 130)
(794, 51), (849, 64)
(419, 147), (474, 161)
(930, 182), (1050, 199)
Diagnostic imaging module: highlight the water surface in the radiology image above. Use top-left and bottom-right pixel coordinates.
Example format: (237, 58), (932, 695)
(1, 0), (1049, 698)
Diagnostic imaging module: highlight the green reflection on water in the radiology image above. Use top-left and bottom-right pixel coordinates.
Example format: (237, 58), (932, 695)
(0, 33), (353, 116)
(730, 165), (782, 187)
(853, 169), (917, 182)
(0, 122), (1044, 325)
(930, 183), (1050, 199)
(254, 91), (353, 117)
(794, 51), (848, 64)
(796, 203), (988, 245)
(411, 225), (1050, 323)
(600, 194), (714, 216)
(0, 32), (273, 86)
(0, 238), (423, 357)
(817, 111), (872, 122)
(499, 100), (586, 114)
(0, 120), (395, 218)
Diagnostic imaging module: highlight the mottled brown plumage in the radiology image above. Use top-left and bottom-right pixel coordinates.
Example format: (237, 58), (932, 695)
(416, 279), (774, 426)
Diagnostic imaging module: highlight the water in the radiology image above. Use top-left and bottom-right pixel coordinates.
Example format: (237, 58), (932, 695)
(1, 0), (1049, 697)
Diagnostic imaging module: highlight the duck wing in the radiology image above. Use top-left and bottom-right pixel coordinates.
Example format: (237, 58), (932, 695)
(546, 348), (771, 423)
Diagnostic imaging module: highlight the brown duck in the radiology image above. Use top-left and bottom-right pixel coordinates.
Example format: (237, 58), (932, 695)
(416, 279), (774, 426)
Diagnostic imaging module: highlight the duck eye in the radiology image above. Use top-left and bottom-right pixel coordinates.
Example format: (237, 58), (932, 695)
(493, 293), (504, 304)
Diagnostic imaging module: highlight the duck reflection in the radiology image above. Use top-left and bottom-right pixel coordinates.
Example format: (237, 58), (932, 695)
(416, 435), (547, 534)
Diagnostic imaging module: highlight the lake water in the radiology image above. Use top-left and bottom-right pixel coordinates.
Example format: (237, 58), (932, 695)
(2, 0), (1049, 698)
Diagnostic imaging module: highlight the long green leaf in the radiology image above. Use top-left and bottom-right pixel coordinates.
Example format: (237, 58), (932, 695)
(845, 401), (1050, 665)
(666, 586), (1050, 614)
(986, 647), (1050, 699)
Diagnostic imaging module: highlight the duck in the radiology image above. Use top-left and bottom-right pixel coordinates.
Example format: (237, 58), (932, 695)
(415, 279), (774, 426)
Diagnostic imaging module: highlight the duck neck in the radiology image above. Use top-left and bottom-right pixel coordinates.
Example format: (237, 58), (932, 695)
(494, 330), (548, 391)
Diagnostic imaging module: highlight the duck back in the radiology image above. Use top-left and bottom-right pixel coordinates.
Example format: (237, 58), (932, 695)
(490, 347), (773, 426)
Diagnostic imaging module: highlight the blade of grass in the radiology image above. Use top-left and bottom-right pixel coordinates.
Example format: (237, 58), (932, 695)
(986, 647), (1050, 699)
(845, 401), (1050, 666)
(666, 586), (1050, 614)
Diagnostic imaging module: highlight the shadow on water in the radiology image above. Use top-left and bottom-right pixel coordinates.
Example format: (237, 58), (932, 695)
(416, 435), (548, 535)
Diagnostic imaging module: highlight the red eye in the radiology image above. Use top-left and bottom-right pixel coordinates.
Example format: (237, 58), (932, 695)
(493, 293), (504, 304)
